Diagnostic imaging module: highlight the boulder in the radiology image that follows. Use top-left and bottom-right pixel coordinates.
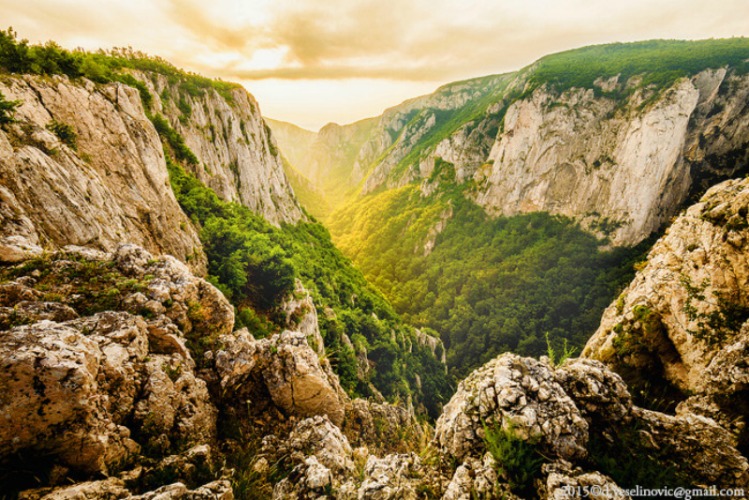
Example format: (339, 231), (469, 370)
(215, 330), (347, 426)
(435, 353), (588, 463)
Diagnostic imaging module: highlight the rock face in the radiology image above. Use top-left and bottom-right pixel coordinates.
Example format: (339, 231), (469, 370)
(435, 353), (589, 463)
(0, 244), (233, 495)
(215, 329), (348, 426)
(136, 72), (304, 225)
(584, 176), (749, 452)
(476, 70), (749, 245)
(0, 75), (206, 272)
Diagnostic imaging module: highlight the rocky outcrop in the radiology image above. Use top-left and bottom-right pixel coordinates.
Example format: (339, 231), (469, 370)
(136, 72), (304, 225)
(435, 353), (589, 463)
(215, 329), (348, 426)
(0, 244), (233, 495)
(344, 398), (425, 454)
(584, 176), (749, 452)
(0, 75), (206, 272)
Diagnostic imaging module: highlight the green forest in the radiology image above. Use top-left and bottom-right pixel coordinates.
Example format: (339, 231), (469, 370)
(329, 163), (649, 377)
(525, 38), (749, 94)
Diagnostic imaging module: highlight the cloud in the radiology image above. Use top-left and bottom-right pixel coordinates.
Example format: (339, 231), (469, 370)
(158, 0), (749, 83)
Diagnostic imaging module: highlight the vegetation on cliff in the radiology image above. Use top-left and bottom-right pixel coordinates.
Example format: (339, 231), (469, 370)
(167, 158), (452, 416)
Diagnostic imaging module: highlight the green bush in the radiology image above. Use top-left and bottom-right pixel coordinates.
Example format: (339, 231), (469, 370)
(483, 421), (544, 496)
(0, 90), (20, 125)
(46, 119), (77, 150)
(151, 114), (198, 165)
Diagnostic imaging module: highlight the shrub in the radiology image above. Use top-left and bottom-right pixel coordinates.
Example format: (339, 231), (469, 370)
(0, 91), (20, 125)
(46, 119), (77, 150)
(483, 420), (545, 497)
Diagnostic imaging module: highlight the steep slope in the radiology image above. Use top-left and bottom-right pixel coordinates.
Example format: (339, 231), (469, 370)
(476, 65), (749, 246)
(0, 74), (206, 272)
(135, 73), (304, 225)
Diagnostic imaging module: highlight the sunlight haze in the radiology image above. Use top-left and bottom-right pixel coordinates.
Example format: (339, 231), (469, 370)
(2, 0), (748, 129)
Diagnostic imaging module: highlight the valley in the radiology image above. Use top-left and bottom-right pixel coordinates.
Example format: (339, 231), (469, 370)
(0, 29), (748, 498)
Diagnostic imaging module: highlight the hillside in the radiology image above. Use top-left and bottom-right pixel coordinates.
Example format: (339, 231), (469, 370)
(0, 29), (452, 496)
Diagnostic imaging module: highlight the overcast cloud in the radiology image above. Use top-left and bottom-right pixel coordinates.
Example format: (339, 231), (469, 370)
(2, 0), (748, 129)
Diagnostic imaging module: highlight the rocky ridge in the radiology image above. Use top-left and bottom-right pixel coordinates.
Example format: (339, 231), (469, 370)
(274, 56), (749, 246)
(584, 175), (749, 453)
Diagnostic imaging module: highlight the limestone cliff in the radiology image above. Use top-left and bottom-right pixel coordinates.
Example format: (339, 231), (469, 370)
(475, 70), (749, 245)
(348, 68), (749, 247)
(0, 74), (206, 272)
(134, 72), (305, 225)
(275, 42), (749, 247)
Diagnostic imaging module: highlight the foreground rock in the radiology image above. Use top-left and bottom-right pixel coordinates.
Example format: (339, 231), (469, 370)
(435, 353), (589, 463)
(0, 245), (232, 494)
(584, 177), (749, 451)
(215, 328), (348, 426)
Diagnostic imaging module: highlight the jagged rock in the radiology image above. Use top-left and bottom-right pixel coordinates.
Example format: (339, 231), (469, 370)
(113, 245), (235, 340)
(0, 310), (217, 475)
(216, 330), (347, 426)
(354, 453), (425, 500)
(0, 319), (140, 474)
(128, 479), (233, 499)
(133, 444), (219, 495)
(269, 416), (355, 498)
(134, 72), (304, 226)
(0, 235), (43, 263)
(0, 301), (78, 329)
(442, 453), (516, 500)
(263, 331), (347, 426)
(584, 177), (749, 449)
(555, 358), (633, 425)
(435, 353), (588, 463)
(542, 460), (628, 500)
(273, 456), (334, 499)
(131, 355), (216, 456)
(0, 246), (226, 478)
(283, 280), (325, 356)
(0, 75), (206, 273)
(286, 416), (355, 476)
(634, 408), (749, 487)
(18, 478), (130, 499)
(414, 328), (447, 365)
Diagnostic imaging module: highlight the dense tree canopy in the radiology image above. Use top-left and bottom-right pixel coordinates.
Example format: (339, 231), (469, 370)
(330, 167), (649, 378)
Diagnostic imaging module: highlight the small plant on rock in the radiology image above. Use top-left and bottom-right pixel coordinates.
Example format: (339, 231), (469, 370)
(483, 420), (545, 496)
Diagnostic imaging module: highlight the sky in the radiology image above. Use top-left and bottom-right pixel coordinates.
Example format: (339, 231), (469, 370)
(2, 0), (749, 131)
